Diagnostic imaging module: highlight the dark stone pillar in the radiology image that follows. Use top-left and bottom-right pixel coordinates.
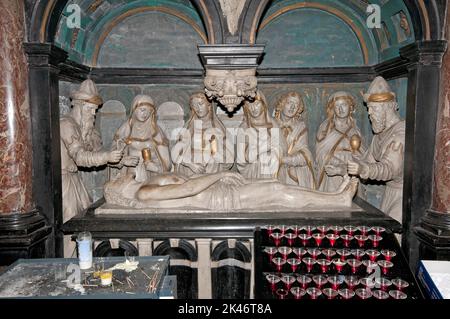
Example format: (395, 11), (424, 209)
(400, 41), (447, 268)
(24, 43), (68, 258)
(0, 0), (51, 265)
(414, 12), (450, 261)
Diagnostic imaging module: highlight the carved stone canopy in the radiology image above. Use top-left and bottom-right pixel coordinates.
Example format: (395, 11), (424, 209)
(198, 44), (265, 113)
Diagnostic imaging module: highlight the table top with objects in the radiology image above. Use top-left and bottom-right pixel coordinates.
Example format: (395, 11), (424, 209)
(0, 256), (174, 299)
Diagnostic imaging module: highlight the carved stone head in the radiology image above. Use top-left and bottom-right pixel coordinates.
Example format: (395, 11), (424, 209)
(364, 76), (399, 134)
(275, 92), (305, 121)
(326, 91), (356, 121)
(131, 94), (156, 123)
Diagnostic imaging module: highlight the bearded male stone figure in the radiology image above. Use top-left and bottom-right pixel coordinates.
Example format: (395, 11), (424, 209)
(60, 79), (123, 222)
(347, 77), (405, 223)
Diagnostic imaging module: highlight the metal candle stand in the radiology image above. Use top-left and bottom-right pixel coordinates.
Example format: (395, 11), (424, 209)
(254, 225), (424, 300)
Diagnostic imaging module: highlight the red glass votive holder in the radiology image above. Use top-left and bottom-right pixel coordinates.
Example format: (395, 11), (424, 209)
(371, 226), (386, 236)
(332, 258), (346, 273)
(322, 248), (336, 261)
(285, 233), (297, 246)
(287, 258), (301, 273)
(306, 287), (322, 300)
(317, 225), (328, 234)
(347, 259), (362, 274)
(303, 226), (316, 236)
(293, 247), (307, 258)
(313, 275), (328, 289)
(355, 288), (373, 300)
(328, 225), (343, 235)
(375, 277), (392, 291)
(298, 234), (311, 247)
(373, 290), (389, 300)
(344, 276), (360, 290)
(317, 259), (331, 273)
(278, 246), (292, 260)
(297, 274), (312, 289)
(344, 225), (357, 236)
(392, 278), (409, 291)
(366, 249), (381, 262)
(303, 257), (316, 273)
(381, 249), (397, 262)
(281, 274), (296, 290)
(368, 235), (383, 248)
(339, 288), (355, 300)
(289, 225), (301, 236)
(276, 288), (289, 299)
(377, 260), (394, 275)
(354, 235), (368, 248)
(272, 257), (286, 272)
(307, 248), (322, 260)
(357, 226), (371, 236)
(323, 288), (339, 300)
(336, 248), (352, 261)
(270, 232), (283, 247)
(326, 234), (339, 247)
(266, 274), (280, 292)
(340, 234), (353, 248)
(328, 275), (344, 290)
(290, 287), (306, 300)
(351, 249), (365, 261)
(313, 233), (325, 247)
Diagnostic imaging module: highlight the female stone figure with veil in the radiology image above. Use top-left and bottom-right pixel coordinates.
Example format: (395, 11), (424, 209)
(173, 93), (233, 177)
(315, 91), (366, 192)
(112, 95), (172, 182)
(237, 91), (281, 180)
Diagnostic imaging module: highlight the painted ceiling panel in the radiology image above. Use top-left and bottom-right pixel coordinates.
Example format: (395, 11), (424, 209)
(54, 0), (416, 67)
(55, 0), (206, 65)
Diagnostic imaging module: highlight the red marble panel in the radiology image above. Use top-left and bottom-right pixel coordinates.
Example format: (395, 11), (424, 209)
(432, 9), (450, 213)
(0, 0), (33, 214)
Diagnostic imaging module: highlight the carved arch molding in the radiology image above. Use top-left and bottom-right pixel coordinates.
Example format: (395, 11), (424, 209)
(27, 0), (446, 46)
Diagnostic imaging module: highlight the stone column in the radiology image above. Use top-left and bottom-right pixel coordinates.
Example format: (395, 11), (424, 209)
(432, 21), (450, 214)
(400, 41), (446, 268)
(414, 11), (450, 261)
(0, 0), (51, 265)
(0, 0), (33, 214)
(196, 238), (212, 299)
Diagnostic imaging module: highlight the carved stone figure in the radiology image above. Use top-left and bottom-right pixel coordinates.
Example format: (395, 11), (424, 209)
(236, 91), (281, 180)
(347, 77), (405, 223)
(316, 91), (366, 192)
(60, 79), (123, 222)
(173, 93), (233, 177)
(112, 95), (172, 183)
(274, 92), (316, 188)
(104, 172), (359, 212)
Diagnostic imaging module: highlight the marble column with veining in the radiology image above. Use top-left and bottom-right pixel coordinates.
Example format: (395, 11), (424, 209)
(0, 0), (34, 214)
(431, 8), (450, 214)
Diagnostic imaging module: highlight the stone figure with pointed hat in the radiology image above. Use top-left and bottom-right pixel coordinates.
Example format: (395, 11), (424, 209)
(347, 76), (405, 223)
(60, 79), (124, 222)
